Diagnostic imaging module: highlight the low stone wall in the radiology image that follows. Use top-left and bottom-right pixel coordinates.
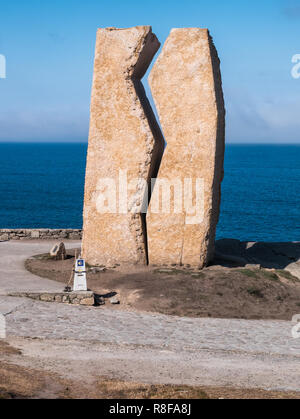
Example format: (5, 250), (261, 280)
(9, 291), (94, 306)
(0, 229), (82, 241)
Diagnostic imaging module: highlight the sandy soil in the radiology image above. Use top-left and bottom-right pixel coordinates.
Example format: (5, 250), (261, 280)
(25, 249), (300, 320)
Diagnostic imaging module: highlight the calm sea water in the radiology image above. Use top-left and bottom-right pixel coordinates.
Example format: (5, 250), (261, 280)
(0, 143), (299, 242)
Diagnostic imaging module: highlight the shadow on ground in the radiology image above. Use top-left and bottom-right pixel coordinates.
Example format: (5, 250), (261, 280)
(215, 239), (300, 272)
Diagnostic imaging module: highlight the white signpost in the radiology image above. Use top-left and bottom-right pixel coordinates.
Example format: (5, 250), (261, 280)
(73, 258), (87, 292)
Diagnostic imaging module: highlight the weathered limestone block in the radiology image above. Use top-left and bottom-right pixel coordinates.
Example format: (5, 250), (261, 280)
(50, 242), (66, 260)
(9, 292), (95, 306)
(31, 230), (40, 239)
(82, 26), (164, 266)
(80, 297), (95, 306)
(147, 28), (225, 268)
(40, 294), (55, 302)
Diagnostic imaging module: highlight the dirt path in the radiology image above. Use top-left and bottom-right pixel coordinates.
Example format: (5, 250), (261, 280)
(1, 335), (299, 397)
(0, 240), (81, 294)
(1, 294), (299, 393)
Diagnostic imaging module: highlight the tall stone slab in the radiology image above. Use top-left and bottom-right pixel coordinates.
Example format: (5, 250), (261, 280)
(147, 28), (225, 268)
(82, 27), (164, 266)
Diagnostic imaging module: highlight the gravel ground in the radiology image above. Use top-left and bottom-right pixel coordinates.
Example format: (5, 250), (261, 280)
(0, 241), (299, 395)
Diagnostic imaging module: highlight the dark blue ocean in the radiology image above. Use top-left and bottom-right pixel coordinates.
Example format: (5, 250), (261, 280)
(0, 143), (299, 242)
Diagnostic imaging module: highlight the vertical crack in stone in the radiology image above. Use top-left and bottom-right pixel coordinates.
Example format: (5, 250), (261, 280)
(82, 26), (164, 266)
(133, 79), (165, 263)
(132, 93), (165, 262)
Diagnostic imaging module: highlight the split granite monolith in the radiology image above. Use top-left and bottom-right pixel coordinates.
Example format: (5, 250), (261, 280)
(147, 28), (225, 268)
(82, 26), (164, 266)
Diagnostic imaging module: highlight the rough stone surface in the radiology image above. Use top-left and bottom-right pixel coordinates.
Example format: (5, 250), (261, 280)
(110, 297), (120, 305)
(40, 294), (55, 302)
(147, 28), (225, 268)
(9, 292), (95, 306)
(50, 242), (67, 260)
(31, 231), (40, 239)
(0, 229), (82, 241)
(80, 297), (95, 306)
(82, 26), (164, 267)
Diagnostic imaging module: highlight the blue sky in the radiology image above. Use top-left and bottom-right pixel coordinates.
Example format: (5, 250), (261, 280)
(0, 0), (299, 143)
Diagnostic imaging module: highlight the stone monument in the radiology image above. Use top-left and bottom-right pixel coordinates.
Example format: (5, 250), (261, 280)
(147, 29), (225, 268)
(82, 26), (164, 266)
(82, 27), (225, 269)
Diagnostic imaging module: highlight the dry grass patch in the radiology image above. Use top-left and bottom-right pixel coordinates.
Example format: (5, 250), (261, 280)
(96, 379), (208, 399)
(95, 378), (300, 400)
(0, 362), (45, 399)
